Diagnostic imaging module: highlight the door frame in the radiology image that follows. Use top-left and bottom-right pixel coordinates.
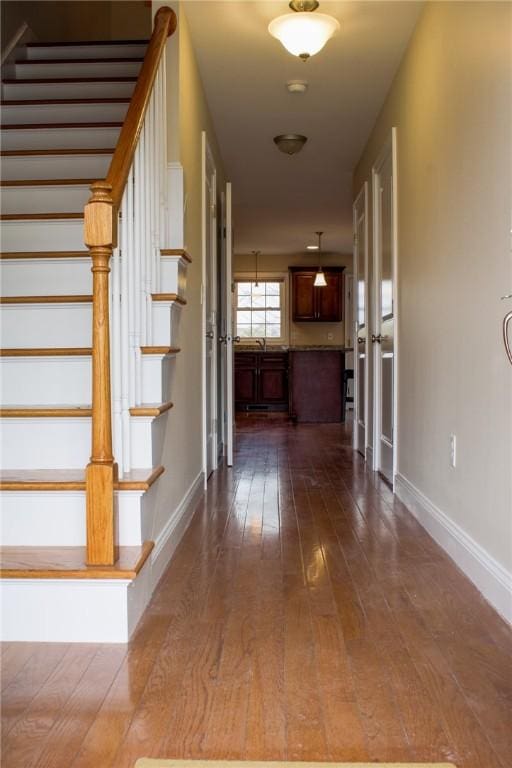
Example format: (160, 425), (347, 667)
(352, 181), (369, 459)
(371, 127), (399, 487)
(201, 131), (218, 482)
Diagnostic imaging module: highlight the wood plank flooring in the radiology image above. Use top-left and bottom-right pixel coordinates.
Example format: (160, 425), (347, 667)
(1, 419), (511, 768)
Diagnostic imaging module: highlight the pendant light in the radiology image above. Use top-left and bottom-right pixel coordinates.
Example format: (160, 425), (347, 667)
(313, 231), (327, 287)
(268, 1), (340, 62)
(252, 250), (261, 287)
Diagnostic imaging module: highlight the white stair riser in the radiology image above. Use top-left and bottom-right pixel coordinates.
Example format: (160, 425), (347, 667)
(131, 416), (168, 469)
(1, 302), (180, 347)
(0, 487), (154, 546)
(1, 303), (91, 346)
(1, 102), (128, 125)
(15, 61), (142, 79)
(161, 257), (188, 295)
(1, 258), (91, 296)
(0, 185), (90, 214)
(153, 302), (182, 346)
(0, 417), (91, 469)
(26, 43), (147, 61)
(1, 416), (163, 470)
(1, 354), (174, 406)
(0, 153), (112, 181)
(1, 219), (84, 250)
(2, 80), (135, 100)
(1, 255), (183, 296)
(1, 126), (120, 151)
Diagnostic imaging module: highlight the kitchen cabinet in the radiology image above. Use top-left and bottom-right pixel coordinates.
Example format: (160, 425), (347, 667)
(289, 350), (345, 422)
(290, 267), (344, 322)
(235, 351), (288, 411)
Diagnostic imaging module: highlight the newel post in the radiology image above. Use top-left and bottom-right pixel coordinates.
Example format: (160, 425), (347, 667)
(84, 181), (118, 565)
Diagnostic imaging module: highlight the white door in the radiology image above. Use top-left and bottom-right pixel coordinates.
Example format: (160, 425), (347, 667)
(372, 129), (398, 485)
(202, 133), (217, 480)
(353, 182), (369, 458)
(224, 182), (235, 465)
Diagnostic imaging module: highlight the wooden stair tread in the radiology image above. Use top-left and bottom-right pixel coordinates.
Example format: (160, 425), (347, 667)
(2, 122), (123, 130)
(140, 346), (180, 355)
(2, 77), (137, 84)
(160, 248), (192, 263)
(0, 347), (91, 357)
(0, 148), (114, 156)
(0, 295), (91, 304)
(1, 179), (95, 187)
(151, 293), (187, 305)
(0, 406), (91, 417)
(26, 39), (149, 47)
(0, 466), (164, 491)
(129, 401), (173, 417)
(1, 98), (131, 106)
(0, 541), (153, 580)
(0, 213), (83, 221)
(15, 57), (144, 65)
(0, 251), (89, 259)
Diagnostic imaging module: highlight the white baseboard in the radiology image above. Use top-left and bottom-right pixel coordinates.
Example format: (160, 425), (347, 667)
(395, 473), (512, 624)
(150, 470), (204, 588)
(366, 445), (374, 471)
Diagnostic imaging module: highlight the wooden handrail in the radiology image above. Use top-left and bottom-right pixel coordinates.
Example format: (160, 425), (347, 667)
(83, 7), (177, 565)
(108, 6), (176, 212)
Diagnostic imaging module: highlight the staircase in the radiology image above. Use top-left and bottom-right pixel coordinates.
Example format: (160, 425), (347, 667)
(0, 10), (188, 642)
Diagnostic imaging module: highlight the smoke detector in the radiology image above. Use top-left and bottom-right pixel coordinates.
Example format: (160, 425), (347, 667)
(287, 80), (308, 93)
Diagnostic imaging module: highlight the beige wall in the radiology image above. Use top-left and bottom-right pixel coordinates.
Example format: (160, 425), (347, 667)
(234, 252), (352, 346)
(1, 1), (150, 51)
(354, 2), (512, 576)
(150, 1), (226, 537)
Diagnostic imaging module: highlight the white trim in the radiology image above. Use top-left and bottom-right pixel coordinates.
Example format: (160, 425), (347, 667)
(167, 161), (184, 248)
(353, 181), (369, 457)
(371, 128), (399, 489)
(366, 445), (374, 472)
(395, 473), (512, 625)
(150, 470), (204, 586)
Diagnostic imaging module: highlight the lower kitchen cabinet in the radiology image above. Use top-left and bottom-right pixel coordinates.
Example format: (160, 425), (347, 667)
(235, 352), (288, 411)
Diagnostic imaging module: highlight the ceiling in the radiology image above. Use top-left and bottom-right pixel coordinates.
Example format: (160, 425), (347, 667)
(184, 1), (423, 257)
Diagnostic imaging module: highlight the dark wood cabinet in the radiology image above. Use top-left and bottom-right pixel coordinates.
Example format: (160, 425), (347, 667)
(235, 352), (288, 411)
(290, 267), (344, 322)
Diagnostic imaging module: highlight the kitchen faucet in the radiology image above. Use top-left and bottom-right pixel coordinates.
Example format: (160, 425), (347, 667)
(255, 338), (266, 351)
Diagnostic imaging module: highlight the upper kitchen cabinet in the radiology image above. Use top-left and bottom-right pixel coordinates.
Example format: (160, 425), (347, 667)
(290, 267), (345, 322)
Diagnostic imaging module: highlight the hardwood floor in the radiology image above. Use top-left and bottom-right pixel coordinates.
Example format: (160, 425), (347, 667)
(1, 419), (511, 768)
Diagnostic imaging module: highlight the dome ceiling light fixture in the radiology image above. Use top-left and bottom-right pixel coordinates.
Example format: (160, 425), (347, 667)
(268, 0), (340, 62)
(273, 133), (308, 155)
(286, 79), (308, 93)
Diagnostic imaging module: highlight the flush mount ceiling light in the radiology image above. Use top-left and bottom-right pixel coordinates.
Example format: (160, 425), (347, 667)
(313, 231), (327, 287)
(286, 79), (308, 93)
(306, 244), (319, 250)
(273, 133), (308, 155)
(268, 0), (340, 62)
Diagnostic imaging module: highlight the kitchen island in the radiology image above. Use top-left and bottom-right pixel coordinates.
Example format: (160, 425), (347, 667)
(234, 345), (352, 422)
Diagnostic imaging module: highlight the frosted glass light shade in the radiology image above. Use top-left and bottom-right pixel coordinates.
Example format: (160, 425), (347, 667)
(314, 269), (327, 287)
(268, 12), (340, 60)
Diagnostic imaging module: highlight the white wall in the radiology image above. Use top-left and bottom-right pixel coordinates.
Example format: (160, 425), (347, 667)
(354, 1), (512, 619)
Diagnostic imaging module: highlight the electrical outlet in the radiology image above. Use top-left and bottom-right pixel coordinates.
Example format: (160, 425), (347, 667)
(450, 434), (457, 467)
(327, 332), (333, 341)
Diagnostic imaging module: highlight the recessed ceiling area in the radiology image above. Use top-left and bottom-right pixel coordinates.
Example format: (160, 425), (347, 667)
(184, 1), (423, 257)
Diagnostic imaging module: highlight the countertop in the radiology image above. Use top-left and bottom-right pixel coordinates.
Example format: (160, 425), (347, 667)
(235, 345), (353, 352)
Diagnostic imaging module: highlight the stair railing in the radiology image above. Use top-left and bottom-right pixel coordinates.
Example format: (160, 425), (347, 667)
(83, 7), (177, 565)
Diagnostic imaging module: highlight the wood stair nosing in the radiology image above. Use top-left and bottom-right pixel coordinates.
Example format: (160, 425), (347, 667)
(0, 295), (92, 304)
(160, 248), (192, 263)
(15, 57), (144, 65)
(0, 213), (84, 221)
(0, 148), (114, 157)
(0, 251), (89, 260)
(0, 179), (96, 187)
(140, 346), (180, 356)
(151, 293), (187, 305)
(0, 98), (131, 106)
(129, 401), (174, 417)
(0, 406), (92, 418)
(26, 39), (149, 48)
(0, 540), (154, 580)
(2, 77), (137, 85)
(0, 347), (92, 357)
(0, 465), (165, 492)
(1, 122), (123, 130)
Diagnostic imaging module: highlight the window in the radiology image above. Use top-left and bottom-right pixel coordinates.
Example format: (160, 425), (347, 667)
(235, 280), (284, 340)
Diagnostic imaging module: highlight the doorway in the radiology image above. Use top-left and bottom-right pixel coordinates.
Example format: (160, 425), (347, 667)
(353, 181), (369, 460)
(372, 128), (398, 486)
